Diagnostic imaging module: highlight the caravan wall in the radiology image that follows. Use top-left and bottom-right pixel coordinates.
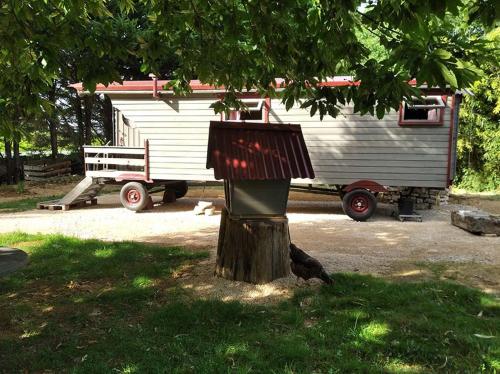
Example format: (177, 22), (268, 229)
(110, 93), (455, 190)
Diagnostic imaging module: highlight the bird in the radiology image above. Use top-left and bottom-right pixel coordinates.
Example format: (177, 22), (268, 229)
(289, 243), (333, 285)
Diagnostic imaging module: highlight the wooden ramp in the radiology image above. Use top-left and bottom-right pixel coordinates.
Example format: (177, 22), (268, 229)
(38, 177), (104, 211)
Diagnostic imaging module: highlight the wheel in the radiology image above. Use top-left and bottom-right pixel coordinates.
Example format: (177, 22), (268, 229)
(172, 181), (188, 199)
(342, 189), (377, 221)
(120, 182), (149, 211)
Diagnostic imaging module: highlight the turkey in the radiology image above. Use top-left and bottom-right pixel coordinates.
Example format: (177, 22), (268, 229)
(289, 243), (333, 285)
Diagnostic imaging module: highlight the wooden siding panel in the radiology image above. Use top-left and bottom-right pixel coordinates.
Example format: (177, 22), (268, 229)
(306, 146), (448, 154)
(303, 171), (446, 181)
(292, 178), (446, 188)
(303, 152), (448, 161)
(149, 172), (214, 181)
(141, 133), (210, 140)
(139, 126), (451, 135)
(302, 140), (448, 148)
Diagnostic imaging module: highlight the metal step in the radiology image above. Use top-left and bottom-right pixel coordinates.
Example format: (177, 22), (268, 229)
(58, 177), (104, 205)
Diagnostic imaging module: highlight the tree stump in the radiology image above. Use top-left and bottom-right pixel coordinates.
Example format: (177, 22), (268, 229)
(215, 208), (290, 284)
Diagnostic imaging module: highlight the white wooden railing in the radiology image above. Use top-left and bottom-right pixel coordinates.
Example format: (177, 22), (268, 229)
(83, 142), (149, 180)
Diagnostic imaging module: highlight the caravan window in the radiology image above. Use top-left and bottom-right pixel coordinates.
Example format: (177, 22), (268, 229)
(399, 96), (446, 126)
(225, 99), (264, 122)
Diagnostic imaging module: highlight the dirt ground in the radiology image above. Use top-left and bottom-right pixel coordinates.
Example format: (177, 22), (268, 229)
(0, 177), (84, 201)
(0, 181), (499, 304)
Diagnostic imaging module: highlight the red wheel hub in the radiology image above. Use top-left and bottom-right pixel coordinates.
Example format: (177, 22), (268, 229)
(126, 189), (141, 204)
(351, 194), (369, 213)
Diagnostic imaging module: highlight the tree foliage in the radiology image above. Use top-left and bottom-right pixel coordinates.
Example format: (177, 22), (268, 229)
(1, 0), (498, 126)
(140, 0), (499, 117)
(455, 30), (500, 191)
(0, 0), (499, 186)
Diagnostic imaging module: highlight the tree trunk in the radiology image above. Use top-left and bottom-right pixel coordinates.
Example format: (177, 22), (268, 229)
(48, 82), (58, 159)
(49, 118), (58, 159)
(13, 139), (20, 184)
(215, 208), (290, 284)
(73, 93), (85, 163)
(83, 95), (94, 146)
(102, 95), (113, 144)
(4, 138), (13, 185)
(73, 94), (84, 146)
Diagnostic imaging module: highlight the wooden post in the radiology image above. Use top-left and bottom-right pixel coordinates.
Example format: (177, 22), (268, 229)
(215, 208), (290, 284)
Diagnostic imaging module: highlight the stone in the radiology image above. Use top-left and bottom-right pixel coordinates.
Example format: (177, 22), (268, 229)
(193, 206), (205, 215)
(451, 210), (500, 236)
(0, 248), (28, 277)
(197, 201), (213, 209)
(379, 187), (449, 211)
(204, 207), (216, 216)
(193, 201), (214, 215)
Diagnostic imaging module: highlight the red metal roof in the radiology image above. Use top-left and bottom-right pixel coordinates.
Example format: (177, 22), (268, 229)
(69, 79), (221, 92)
(69, 78), (428, 95)
(69, 77), (367, 93)
(206, 121), (315, 180)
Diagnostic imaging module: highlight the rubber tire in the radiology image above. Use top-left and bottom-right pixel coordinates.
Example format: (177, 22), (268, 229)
(120, 182), (149, 211)
(173, 181), (188, 199)
(342, 189), (377, 221)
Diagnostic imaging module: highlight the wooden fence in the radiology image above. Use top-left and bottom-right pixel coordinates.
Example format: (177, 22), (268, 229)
(24, 159), (72, 181)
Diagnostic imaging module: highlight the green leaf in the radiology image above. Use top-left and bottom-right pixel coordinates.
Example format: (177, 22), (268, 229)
(285, 96), (295, 111)
(310, 102), (318, 117)
(300, 99), (315, 109)
(434, 49), (452, 60)
(376, 104), (385, 120)
(437, 62), (458, 88)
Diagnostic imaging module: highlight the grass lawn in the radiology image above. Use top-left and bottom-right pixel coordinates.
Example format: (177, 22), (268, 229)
(0, 233), (498, 373)
(0, 195), (63, 213)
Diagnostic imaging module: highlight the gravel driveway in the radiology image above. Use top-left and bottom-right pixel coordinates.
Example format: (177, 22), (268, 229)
(1, 190), (498, 302)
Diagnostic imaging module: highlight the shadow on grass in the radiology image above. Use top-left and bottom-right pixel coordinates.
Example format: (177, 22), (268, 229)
(0, 233), (499, 373)
(0, 195), (64, 213)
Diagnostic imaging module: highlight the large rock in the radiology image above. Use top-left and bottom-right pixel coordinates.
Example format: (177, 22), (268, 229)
(451, 210), (500, 236)
(0, 247), (28, 276)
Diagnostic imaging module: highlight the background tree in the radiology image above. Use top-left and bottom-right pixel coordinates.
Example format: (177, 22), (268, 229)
(0, 1), (145, 182)
(455, 29), (500, 191)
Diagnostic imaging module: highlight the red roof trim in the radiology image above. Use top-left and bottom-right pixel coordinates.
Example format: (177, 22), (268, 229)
(69, 77), (393, 93)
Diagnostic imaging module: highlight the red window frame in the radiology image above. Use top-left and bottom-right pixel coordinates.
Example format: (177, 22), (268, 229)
(219, 94), (270, 124)
(398, 95), (447, 126)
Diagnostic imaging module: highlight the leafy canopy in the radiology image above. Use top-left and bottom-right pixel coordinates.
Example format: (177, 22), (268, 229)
(0, 0), (499, 131)
(0, 0), (140, 137)
(140, 0), (499, 118)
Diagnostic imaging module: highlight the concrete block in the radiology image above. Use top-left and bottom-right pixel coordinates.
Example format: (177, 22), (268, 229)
(204, 207), (216, 216)
(193, 201), (214, 215)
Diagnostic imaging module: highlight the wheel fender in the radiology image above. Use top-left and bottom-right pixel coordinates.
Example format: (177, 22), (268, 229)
(343, 180), (388, 193)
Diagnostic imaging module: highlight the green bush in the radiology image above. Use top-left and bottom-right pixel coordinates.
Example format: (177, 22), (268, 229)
(456, 169), (500, 192)
(455, 49), (500, 192)
(15, 181), (25, 194)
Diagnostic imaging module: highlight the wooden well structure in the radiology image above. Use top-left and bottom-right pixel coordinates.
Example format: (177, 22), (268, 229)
(206, 121), (315, 284)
